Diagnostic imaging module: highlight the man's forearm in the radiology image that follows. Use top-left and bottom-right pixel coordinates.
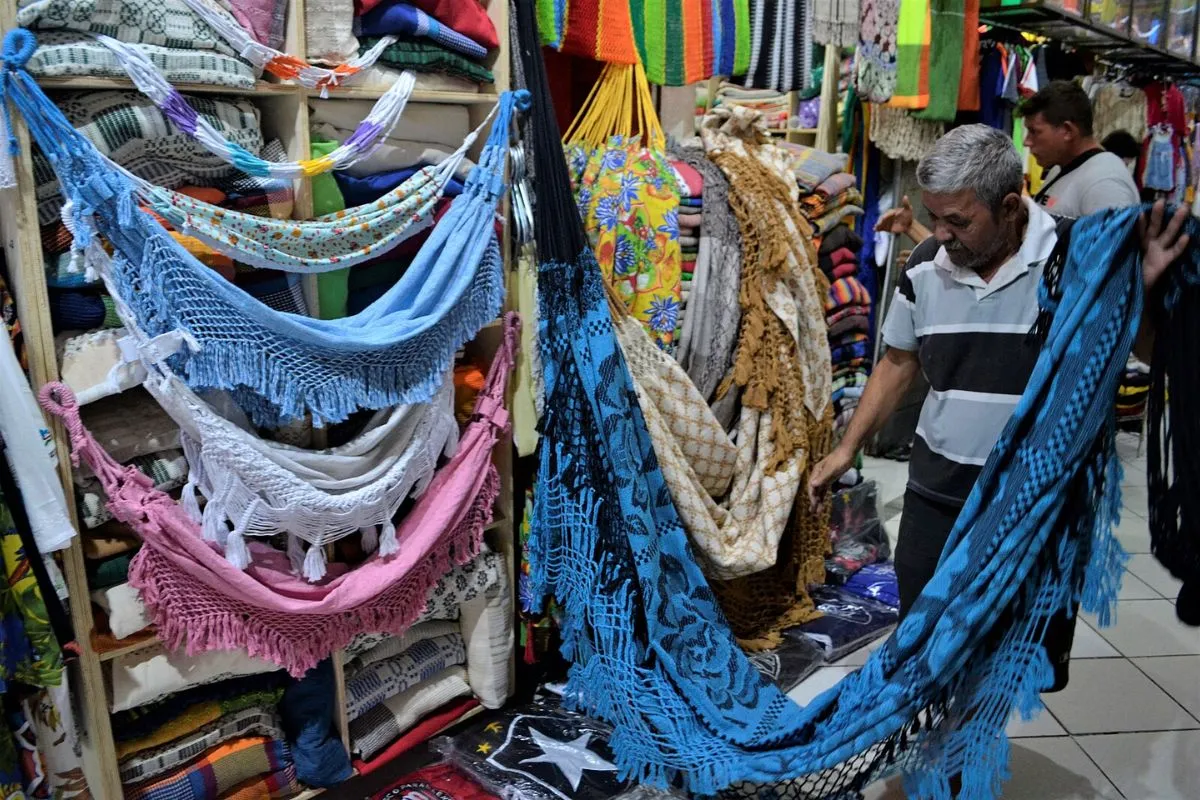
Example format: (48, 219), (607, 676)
(836, 350), (920, 454)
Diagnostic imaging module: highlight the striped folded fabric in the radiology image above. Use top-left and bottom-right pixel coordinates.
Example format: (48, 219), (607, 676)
(362, 37), (495, 83)
(123, 736), (293, 800)
(119, 707), (284, 785)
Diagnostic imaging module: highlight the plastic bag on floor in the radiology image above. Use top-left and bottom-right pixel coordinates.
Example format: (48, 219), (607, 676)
(787, 586), (898, 662)
(825, 480), (890, 583)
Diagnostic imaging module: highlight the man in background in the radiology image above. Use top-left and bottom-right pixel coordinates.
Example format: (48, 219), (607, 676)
(1020, 80), (1140, 217)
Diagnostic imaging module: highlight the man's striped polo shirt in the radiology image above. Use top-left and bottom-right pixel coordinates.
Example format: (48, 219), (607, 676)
(882, 199), (1059, 506)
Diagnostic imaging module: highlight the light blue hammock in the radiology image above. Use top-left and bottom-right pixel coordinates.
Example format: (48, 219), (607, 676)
(512, 2), (1197, 796)
(0, 29), (529, 427)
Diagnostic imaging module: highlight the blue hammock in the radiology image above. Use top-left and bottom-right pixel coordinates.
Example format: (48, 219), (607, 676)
(0, 29), (528, 427)
(513, 2), (1199, 797)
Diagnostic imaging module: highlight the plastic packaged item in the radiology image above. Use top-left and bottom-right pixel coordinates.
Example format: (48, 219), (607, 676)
(434, 702), (627, 800)
(745, 634), (826, 693)
(788, 586), (898, 662)
(842, 562), (901, 608)
(825, 480), (891, 583)
(370, 762), (498, 800)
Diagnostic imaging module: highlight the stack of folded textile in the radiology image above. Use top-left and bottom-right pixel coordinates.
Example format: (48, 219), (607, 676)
(800, 171), (865, 236)
(712, 83), (790, 130)
(1117, 356), (1151, 425)
(669, 159), (704, 341)
(780, 142), (850, 195)
(342, 550), (509, 769)
(110, 670), (296, 799)
(17, 0), (285, 89)
(313, 0), (498, 88)
(820, 225), (872, 437)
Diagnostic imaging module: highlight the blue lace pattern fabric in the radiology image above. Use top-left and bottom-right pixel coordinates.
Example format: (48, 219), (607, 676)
(528, 177), (1191, 797)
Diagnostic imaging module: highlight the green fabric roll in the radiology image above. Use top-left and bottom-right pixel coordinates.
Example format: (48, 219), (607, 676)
(88, 553), (135, 590)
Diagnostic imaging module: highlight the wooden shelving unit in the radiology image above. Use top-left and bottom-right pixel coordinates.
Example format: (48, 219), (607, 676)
(0, 1), (515, 797)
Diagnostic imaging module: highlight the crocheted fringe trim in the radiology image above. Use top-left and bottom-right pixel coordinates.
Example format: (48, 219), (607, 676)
(129, 465), (501, 677)
(114, 231), (504, 427)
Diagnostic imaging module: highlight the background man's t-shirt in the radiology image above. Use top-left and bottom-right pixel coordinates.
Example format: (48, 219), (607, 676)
(1036, 151), (1139, 218)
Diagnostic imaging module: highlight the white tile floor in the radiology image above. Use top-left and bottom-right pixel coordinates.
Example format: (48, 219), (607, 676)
(791, 437), (1200, 799)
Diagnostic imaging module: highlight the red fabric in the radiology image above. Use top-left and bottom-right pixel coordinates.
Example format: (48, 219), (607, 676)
(370, 762), (498, 800)
(353, 698), (480, 776)
(544, 48), (603, 135)
(957, 0), (981, 112)
(832, 262), (858, 280)
(355, 0), (500, 50)
(1145, 83), (1187, 138)
(669, 159), (704, 197)
(830, 247), (858, 267)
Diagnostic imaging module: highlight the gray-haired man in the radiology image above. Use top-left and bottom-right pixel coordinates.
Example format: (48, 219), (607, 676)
(808, 125), (1186, 688)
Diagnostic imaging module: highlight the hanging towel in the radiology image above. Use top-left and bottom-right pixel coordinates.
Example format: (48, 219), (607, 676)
(889, 0), (931, 110)
(912, 0), (964, 123)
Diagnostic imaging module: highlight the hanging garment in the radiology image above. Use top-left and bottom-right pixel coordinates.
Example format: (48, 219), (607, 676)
(889, 0), (930, 110)
(855, 0), (899, 103)
(36, 316), (520, 678)
(2, 39), (525, 426)
(812, 0), (861, 48)
(517, 4), (1191, 794)
(869, 103), (944, 161)
(740, 0), (814, 93)
(669, 143), (743, 406)
(911, 0), (963, 122)
(0, 328), (74, 554)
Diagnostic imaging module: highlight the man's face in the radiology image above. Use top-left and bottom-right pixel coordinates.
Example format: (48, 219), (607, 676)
(1023, 113), (1072, 168)
(922, 189), (1018, 272)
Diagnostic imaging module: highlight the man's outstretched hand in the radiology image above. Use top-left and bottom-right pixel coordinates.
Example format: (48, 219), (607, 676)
(807, 445), (856, 510)
(876, 195), (915, 236)
(1138, 199), (1190, 293)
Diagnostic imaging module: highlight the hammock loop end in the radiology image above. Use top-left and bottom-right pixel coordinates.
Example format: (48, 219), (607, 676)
(37, 381), (79, 419)
(2, 29), (36, 73)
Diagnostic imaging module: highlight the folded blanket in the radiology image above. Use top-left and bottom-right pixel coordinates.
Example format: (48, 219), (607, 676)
(91, 582), (150, 639)
(27, 31), (256, 89)
(119, 706), (284, 785)
(356, 0), (500, 50)
(828, 313), (869, 338)
(307, 0), (359, 62)
(17, 0), (237, 56)
(349, 667), (472, 760)
(782, 143), (849, 192)
(228, 0), (288, 50)
(123, 736), (293, 800)
(363, 37), (494, 83)
(312, 122), (475, 179)
(815, 172), (859, 200)
(79, 390), (180, 466)
(217, 141), (295, 220)
(48, 290), (120, 333)
(825, 276), (873, 313)
(220, 763), (301, 799)
(346, 634), (466, 721)
(819, 224), (864, 255)
(832, 262), (858, 280)
(334, 168), (464, 207)
(83, 520), (140, 561)
(311, 101), (469, 151)
(358, 3), (489, 59)
(352, 699), (478, 775)
(831, 340), (872, 363)
(87, 552), (136, 590)
(110, 646), (281, 712)
(115, 681), (286, 754)
(33, 91), (261, 225)
(827, 304), (872, 327)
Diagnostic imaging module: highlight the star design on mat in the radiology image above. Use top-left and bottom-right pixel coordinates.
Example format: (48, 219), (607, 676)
(476, 742), (493, 755)
(485, 722), (504, 734)
(519, 728), (618, 791)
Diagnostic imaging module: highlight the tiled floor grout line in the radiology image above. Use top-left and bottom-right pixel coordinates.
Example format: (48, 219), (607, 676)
(1125, 655), (1200, 727)
(1069, 730), (1132, 800)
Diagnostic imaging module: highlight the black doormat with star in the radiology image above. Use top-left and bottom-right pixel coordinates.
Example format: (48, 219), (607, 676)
(433, 701), (630, 800)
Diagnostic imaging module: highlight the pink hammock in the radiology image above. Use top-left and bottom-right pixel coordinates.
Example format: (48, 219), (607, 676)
(39, 314), (520, 677)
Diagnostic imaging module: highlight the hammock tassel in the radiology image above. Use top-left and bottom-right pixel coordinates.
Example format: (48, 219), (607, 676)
(180, 476), (203, 524)
(360, 524), (379, 553)
(201, 504), (226, 545)
(224, 529), (251, 570)
(378, 519), (399, 558)
(286, 533), (306, 574)
(302, 543), (327, 582)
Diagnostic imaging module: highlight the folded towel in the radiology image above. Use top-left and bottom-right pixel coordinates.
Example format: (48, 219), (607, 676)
(356, 0), (500, 50)
(358, 3), (489, 59)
